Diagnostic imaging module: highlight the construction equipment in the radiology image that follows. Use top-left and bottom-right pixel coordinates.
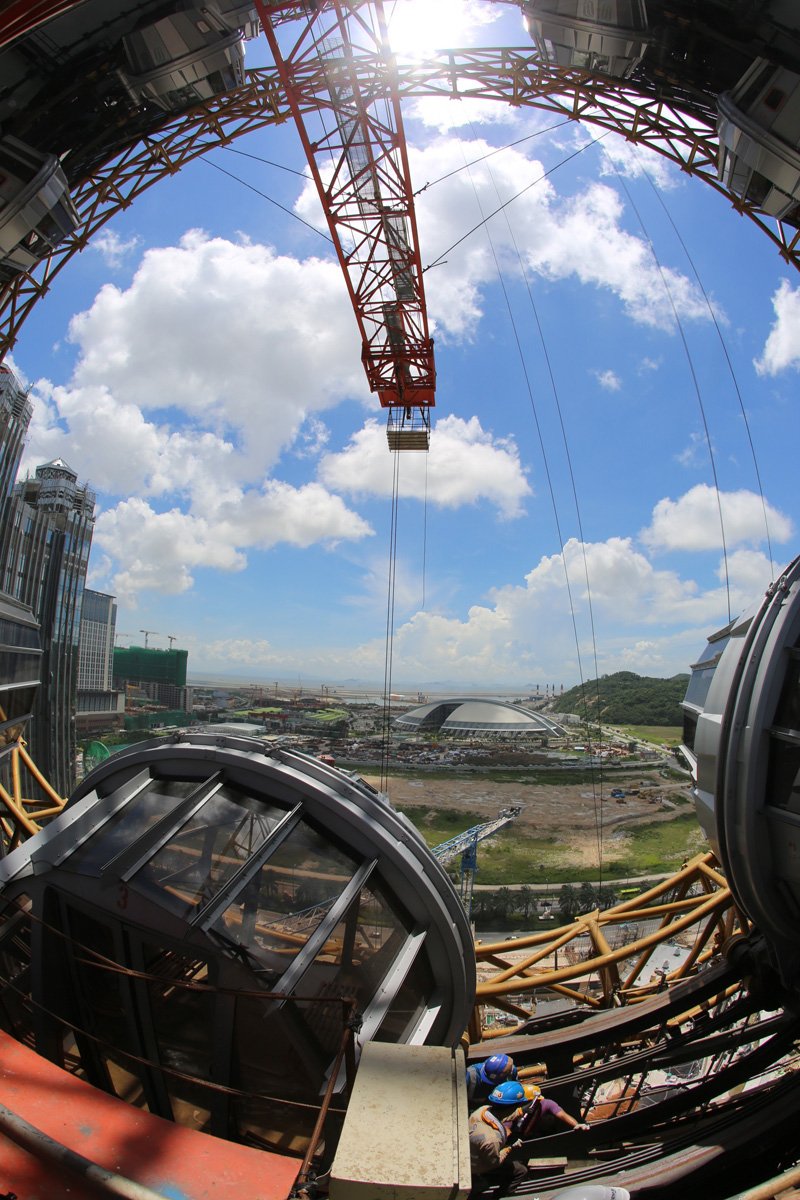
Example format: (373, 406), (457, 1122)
(432, 806), (522, 918)
(255, 0), (435, 450)
(138, 628), (158, 648)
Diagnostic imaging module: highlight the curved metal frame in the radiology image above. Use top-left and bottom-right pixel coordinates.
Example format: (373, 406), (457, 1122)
(0, 45), (798, 362)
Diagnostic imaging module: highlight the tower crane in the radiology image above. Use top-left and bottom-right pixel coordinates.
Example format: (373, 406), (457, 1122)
(139, 629), (159, 649)
(432, 805), (522, 918)
(255, 0), (435, 450)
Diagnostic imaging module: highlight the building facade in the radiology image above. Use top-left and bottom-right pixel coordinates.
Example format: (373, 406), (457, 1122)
(77, 588), (124, 735)
(78, 589), (116, 691)
(0, 365), (32, 506)
(0, 365), (42, 785)
(113, 644), (192, 714)
(1, 459), (95, 796)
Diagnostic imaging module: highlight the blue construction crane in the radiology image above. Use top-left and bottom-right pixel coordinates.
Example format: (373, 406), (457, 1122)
(432, 805), (522, 919)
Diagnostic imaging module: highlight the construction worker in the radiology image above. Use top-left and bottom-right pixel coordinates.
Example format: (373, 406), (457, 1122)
(466, 1052), (518, 1105)
(511, 1084), (591, 1139)
(468, 1080), (529, 1195)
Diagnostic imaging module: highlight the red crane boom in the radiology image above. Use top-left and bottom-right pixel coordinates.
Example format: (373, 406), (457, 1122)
(255, 0), (435, 448)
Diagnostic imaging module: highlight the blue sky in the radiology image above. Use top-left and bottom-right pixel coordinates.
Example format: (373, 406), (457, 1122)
(10, 0), (800, 689)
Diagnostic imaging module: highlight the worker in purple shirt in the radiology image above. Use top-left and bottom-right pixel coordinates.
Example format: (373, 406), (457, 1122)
(511, 1084), (591, 1139)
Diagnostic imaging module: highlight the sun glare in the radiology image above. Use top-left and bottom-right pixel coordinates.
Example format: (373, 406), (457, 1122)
(384, 0), (494, 58)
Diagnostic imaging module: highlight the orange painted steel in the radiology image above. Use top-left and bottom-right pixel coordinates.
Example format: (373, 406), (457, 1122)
(472, 853), (739, 1037)
(0, 739), (67, 852)
(0, 1027), (301, 1200)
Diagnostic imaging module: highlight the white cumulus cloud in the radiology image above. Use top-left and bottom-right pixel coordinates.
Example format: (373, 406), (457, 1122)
(319, 414), (531, 518)
(94, 483), (373, 607)
(640, 484), (793, 552)
(68, 230), (366, 475)
(754, 279), (800, 375)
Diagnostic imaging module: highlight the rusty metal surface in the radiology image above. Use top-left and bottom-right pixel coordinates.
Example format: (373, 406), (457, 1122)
(0, 1029), (300, 1200)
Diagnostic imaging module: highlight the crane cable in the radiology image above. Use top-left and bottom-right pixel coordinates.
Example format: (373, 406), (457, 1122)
(632, 147), (775, 577)
(424, 132), (611, 274)
(380, 447), (402, 796)
(605, 153), (733, 622)
(421, 452), (428, 611)
(462, 122), (607, 886)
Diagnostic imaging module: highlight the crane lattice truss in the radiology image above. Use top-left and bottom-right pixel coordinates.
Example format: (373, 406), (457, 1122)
(1, 46), (799, 365)
(433, 805), (522, 916)
(256, 0), (435, 418)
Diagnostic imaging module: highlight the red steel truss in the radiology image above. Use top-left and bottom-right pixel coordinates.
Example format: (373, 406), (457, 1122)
(255, 0), (435, 414)
(1, 48), (800, 366)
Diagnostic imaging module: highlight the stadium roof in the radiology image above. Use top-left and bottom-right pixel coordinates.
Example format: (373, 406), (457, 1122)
(393, 697), (567, 737)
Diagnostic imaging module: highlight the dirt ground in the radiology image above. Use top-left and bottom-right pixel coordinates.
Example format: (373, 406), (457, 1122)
(361, 773), (701, 871)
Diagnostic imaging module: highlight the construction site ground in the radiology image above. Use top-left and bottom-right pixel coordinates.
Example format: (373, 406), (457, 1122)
(362, 769), (706, 883)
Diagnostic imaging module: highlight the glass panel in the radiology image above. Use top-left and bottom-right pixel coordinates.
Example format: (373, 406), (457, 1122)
(143, 943), (214, 1132)
(767, 736), (800, 814)
(231, 994), (320, 1153)
(375, 947), (436, 1043)
(683, 660), (722, 710)
(66, 907), (148, 1109)
(295, 878), (408, 1053)
(0, 684), (37, 745)
(132, 785), (286, 921)
(69, 778), (199, 876)
(773, 657), (800, 732)
(0, 650), (40, 685)
(210, 821), (357, 984)
(0, 893), (33, 1044)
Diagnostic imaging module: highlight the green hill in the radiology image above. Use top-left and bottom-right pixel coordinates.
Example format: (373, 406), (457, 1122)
(550, 671), (690, 726)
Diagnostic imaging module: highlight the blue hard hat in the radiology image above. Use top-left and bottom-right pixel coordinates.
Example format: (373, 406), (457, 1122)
(480, 1053), (512, 1084)
(488, 1081), (526, 1106)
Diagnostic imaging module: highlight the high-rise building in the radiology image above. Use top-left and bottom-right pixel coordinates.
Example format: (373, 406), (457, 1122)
(1, 459), (95, 795)
(77, 588), (124, 735)
(0, 365), (41, 779)
(78, 589), (116, 691)
(0, 365), (32, 504)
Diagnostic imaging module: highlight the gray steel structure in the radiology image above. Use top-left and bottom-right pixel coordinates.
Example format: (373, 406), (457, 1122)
(682, 552), (800, 984)
(0, 732), (475, 1149)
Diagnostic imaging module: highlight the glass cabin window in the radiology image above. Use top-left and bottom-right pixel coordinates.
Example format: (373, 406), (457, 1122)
(133, 785), (287, 921)
(142, 943), (215, 1131)
(766, 735), (800, 814)
(295, 877), (409, 1052)
(70, 778), (200, 876)
(0, 893), (33, 1045)
(209, 821), (357, 983)
(375, 946), (437, 1042)
(230, 992), (321, 1153)
(772, 653), (800, 732)
(65, 907), (148, 1109)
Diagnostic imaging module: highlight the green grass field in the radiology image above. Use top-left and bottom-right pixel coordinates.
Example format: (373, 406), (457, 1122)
(614, 725), (683, 746)
(396, 804), (706, 885)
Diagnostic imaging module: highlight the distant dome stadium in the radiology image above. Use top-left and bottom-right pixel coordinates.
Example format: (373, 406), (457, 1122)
(393, 697), (567, 738)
